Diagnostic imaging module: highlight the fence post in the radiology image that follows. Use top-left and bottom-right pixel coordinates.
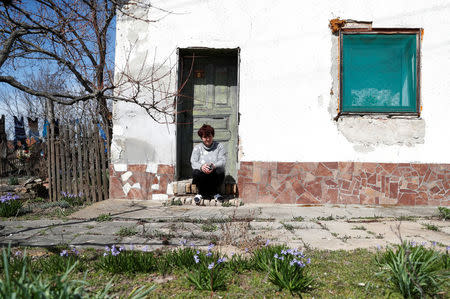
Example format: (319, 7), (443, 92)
(99, 127), (108, 200)
(70, 127), (77, 195)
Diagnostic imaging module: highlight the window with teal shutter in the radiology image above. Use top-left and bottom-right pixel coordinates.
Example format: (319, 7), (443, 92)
(340, 30), (420, 114)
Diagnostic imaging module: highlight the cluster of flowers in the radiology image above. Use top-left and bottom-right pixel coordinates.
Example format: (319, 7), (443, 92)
(179, 239), (196, 247)
(60, 248), (80, 257)
(274, 248), (311, 268)
(60, 191), (83, 198)
(0, 193), (20, 203)
(103, 245), (125, 256)
(193, 243), (227, 270)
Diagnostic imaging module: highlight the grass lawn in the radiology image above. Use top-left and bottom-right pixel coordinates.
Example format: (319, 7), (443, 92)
(4, 245), (438, 298)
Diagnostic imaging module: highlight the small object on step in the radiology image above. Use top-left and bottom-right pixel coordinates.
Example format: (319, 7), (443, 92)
(214, 193), (224, 202)
(194, 194), (202, 205)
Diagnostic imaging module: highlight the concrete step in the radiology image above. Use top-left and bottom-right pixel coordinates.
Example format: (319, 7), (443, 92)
(172, 179), (237, 196)
(164, 196), (242, 207)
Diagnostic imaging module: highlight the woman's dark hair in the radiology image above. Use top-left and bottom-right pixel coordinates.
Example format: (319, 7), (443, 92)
(198, 124), (214, 137)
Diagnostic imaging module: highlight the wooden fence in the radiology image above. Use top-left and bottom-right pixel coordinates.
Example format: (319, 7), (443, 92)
(46, 123), (109, 202)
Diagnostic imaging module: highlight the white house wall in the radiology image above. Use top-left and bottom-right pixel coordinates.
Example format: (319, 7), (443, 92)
(111, 0), (450, 204)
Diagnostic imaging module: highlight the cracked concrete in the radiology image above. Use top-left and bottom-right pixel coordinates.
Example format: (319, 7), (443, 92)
(0, 199), (448, 252)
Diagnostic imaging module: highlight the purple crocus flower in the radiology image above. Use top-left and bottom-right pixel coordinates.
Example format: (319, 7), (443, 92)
(274, 253), (279, 259)
(217, 257), (226, 264)
(265, 239), (270, 246)
(60, 250), (68, 257)
(71, 248), (79, 255)
(206, 251), (212, 257)
(208, 262), (214, 270)
(142, 245), (149, 252)
(208, 243), (214, 250)
(245, 248), (248, 253)
(306, 258), (311, 264)
(194, 255), (200, 264)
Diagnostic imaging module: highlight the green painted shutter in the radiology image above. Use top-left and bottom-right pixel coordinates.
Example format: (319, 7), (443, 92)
(342, 34), (417, 113)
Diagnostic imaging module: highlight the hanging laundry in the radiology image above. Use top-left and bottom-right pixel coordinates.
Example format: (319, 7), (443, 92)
(97, 123), (108, 153)
(13, 116), (27, 149)
(42, 119), (49, 138)
(42, 119), (60, 138)
(97, 123), (107, 141)
(27, 117), (40, 143)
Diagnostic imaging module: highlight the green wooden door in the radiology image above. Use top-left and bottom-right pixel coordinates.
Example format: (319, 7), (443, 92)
(177, 54), (238, 182)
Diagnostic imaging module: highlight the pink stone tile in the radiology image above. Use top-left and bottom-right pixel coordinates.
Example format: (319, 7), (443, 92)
(322, 188), (338, 203)
(411, 163), (429, 176)
(389, 183), (398, 198)
(379, 196), (398, 205)
(296, 191), (321, 204)
(338, 162), (354, 173)
(127, 188), (144, 200)
(339, 193), (360, 204)
(398, 192), (416, 205)
(157, 164), (174, 175)
(275, 187), (296, 204)
(361, 162), (377, 173)
(352, 181), (360, 195)
(325, 179), (338, 188)
(415, 192), (428, 205)
(238, 167), (253, 179)
(323, 162), (338, 170)
(381, 163), (397, 174)
(305, 179), (322, 199)
(292, 180), (305, 196)
(252, 166), (262, 183)
(241, 183), (258, 202)
(277, 162), (296, 174)
(300, 162), (319, 172)
(257, 188), (276, 203)
(341, 180), (351, 191)
(128, 164), (147, 172)
(109, 177), (125, 198)
(315, 163), (333, 177)
(360, 194), (375, 205)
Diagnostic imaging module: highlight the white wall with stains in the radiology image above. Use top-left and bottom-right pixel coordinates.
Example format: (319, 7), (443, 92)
(112, 0), (450, 167)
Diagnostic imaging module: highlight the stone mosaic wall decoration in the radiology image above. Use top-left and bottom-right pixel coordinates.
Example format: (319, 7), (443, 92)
(237, 162), (449, 206)
(109, 164), (174, 200)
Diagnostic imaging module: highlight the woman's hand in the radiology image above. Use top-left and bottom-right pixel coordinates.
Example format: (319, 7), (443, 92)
(201, 163), (214, 174)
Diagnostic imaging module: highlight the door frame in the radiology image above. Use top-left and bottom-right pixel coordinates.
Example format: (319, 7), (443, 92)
(175, 47), (240, 181)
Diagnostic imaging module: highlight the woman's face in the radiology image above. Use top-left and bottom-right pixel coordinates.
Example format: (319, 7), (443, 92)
(201, 134), (213, 147)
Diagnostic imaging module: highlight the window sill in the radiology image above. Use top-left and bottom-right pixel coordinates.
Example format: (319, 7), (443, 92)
(335, 112), (420, 121)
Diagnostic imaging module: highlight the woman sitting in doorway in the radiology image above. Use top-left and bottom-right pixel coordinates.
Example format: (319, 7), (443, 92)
(190, 124), (227, 205)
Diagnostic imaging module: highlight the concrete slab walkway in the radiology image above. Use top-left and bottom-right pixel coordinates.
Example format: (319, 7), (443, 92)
(1, 199), (449, 252)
